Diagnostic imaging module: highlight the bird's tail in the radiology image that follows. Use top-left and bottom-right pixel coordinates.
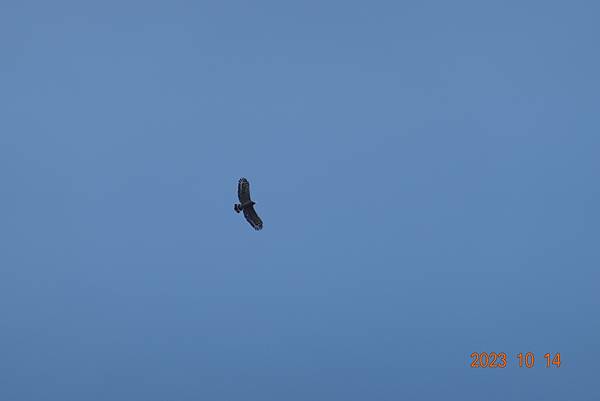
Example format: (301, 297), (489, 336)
(234, 204), (241, 213)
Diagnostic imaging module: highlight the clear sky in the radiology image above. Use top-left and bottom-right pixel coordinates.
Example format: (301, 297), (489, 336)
(2, 1), (599, 400)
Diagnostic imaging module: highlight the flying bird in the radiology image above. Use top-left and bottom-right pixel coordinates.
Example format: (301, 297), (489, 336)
(234, 177), (263, 230)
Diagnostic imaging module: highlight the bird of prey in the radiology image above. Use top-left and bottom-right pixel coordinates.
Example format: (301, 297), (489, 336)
(234, 177), (263, 230)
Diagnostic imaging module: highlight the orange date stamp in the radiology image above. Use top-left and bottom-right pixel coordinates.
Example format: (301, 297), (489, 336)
(470, 352), (561, 368)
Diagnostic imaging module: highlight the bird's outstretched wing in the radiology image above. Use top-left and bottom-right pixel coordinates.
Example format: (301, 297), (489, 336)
(243, 205), (263, 230)
(238, 178), (251, 204)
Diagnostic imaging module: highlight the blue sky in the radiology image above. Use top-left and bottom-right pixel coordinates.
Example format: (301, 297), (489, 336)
(1, 1), (599, 400)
